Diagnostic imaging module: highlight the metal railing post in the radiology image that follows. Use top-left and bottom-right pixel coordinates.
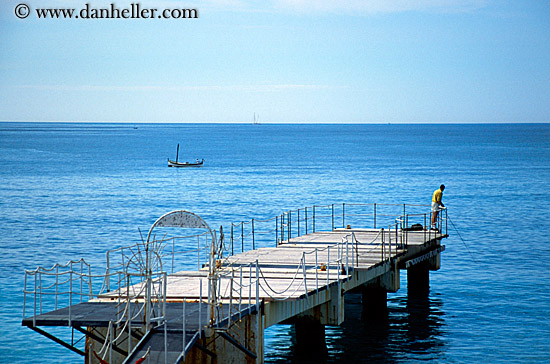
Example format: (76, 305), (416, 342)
(39, 271), (42, 315)
(172, 239), (176, 273)
(88, 264), (92, 300)
(252, 219), (255, 250)
(445, 208), (448, 235)
(289, 211), (292, 240)
(331, 204), (334, 231)
(281, 214), (284, 244)
(106, 253), (110, 292)
(69, 270), (72, 326)
(239, 266), (243, 319)
(249, 263), (252, 308)
(109, 323), (113, 364)
(346, 235), (349, 275)
(342, 203), (345, 228)
(354, 232), (359, 267)
(275, 216), (279, 246)
(55, 266), (59, 310)
(313, 206), (316, 233)
(231, 224), (234, 256)
(315, 249), (319, 293)
(182, 299), (186, 354)
(117, 272), (122, 322)
(199, 279), (203, 338)
(388, 225), (392, 257)
(255, 261), (260, 312)
(80, 260), (84, 303)
(374, 203), (376, 229)
(241, 223), (244, 253)
(302, 252), (308, 300)
(163, 272), (168, 318)
(327, 247), (330, 286)
(229, 273), (233, 329)
(127, 287), (132, 354)
(424, 213), (427, 242)
(197, 236), (201, 270)
(305, 207), (308, 234)
(406, 214), (409, 247)
(298, 209), (300, 236)
(163, 276), (168, 364)
(23, 273), (27, 320)
(33, 274), (37, 327)
(395, 223), (399, 250)
(381, 228), (385, 261)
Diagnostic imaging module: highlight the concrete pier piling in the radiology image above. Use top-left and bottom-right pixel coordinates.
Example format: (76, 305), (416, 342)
(407, 262), (431, 297)
(362, 285), (389, 323)
(294, 317), (328, 356)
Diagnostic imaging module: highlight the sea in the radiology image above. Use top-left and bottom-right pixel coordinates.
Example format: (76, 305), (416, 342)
(0, 122), (549, 363)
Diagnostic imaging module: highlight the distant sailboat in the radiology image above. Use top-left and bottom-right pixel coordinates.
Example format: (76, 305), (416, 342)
(253, 113), (260, 125)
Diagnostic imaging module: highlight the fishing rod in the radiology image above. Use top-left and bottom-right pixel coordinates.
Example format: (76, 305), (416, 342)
(447, 214), (478, 263)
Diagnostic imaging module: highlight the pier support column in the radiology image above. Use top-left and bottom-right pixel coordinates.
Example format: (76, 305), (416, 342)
(294, 317), (328, 357)
(285, 283), (344, 358)
(358, 266), (398, 323)
(407, 262), (430, 297)
(361, 286), (388, 323)
(200, 310), (263, 364)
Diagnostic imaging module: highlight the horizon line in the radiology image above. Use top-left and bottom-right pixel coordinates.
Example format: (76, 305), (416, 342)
(0, 120), (548, 125)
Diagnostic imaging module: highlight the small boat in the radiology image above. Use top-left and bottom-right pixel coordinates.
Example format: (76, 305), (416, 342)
(168, 159), (204, 167)
(168, 144), (204, 167)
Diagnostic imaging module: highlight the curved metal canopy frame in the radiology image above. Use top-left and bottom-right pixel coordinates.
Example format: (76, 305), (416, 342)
(144, 210), (218, 327)
(145, 210), (217, 276)
(146, 210), (215, 244)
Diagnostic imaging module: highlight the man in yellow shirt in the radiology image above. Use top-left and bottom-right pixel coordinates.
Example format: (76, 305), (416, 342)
(431, 184), (445, 229)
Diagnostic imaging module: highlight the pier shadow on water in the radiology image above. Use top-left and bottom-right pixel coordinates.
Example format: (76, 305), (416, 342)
(264, 292), (446, 363)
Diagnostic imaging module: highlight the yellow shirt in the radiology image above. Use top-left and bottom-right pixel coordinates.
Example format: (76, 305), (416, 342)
(432, 189), (443, 203)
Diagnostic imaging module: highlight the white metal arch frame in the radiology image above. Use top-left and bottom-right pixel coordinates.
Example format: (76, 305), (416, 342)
(144, 210), (218, 328)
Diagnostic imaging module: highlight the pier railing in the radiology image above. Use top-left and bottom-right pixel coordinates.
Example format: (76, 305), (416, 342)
(218, 224), (410, 304)
(214, 262), (260, 328)
(23, 258), (93, 326)
(22, 258), (166, 325)
(101, 203), (447, 276)
(223, 203), (447, 256)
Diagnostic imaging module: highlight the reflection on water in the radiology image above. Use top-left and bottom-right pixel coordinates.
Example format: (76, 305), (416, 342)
(265, 291), (446, 363)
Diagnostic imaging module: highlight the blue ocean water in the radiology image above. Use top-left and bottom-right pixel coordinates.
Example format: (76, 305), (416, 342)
(0, 123), (549, 363)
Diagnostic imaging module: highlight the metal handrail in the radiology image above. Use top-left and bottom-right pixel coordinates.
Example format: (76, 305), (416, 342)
(225, 202), (434, 256)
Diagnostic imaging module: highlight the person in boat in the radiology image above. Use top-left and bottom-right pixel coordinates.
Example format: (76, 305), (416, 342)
(431, 184), (445, 229)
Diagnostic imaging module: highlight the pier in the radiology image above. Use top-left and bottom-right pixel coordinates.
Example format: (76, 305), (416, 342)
(22, 203), (447, 363)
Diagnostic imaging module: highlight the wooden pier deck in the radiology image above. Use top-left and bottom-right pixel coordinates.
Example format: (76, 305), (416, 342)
(115, 229), (444, 302)
(82, 228), (444, 304)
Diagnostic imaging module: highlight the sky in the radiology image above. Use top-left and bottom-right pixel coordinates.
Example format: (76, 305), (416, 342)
(0, 0), (549, 123)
